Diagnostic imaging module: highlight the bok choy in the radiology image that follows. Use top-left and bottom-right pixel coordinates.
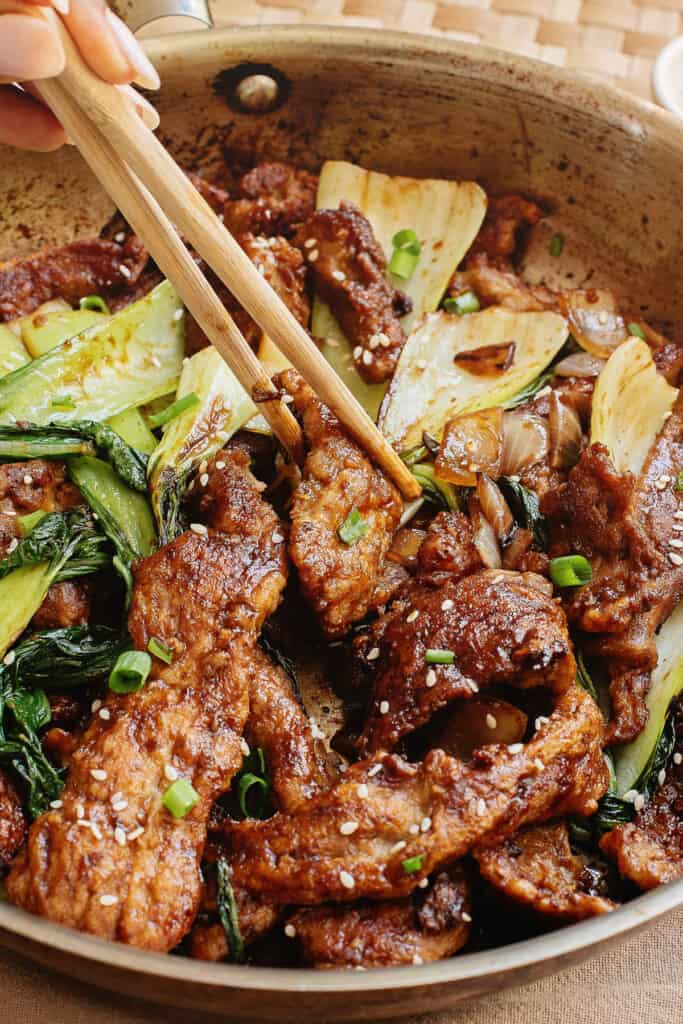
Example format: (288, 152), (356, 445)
(0, 625), (126, 690)
(0, 684), (63, 818)
(0, 281), (184, 427)
(311, 161), (488, 419)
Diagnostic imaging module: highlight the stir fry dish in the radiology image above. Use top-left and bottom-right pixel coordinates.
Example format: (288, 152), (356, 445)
(0, 155), (681, 970)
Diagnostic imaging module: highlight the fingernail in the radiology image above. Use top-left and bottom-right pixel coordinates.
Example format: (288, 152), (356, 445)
(51, 0), (70, 14)
(0, 15), (65, 80)
(119, 85), (160, 131)
(104, 10), (160, 91)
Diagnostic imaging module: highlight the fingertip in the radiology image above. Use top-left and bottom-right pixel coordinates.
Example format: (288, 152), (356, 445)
(0, 85), (66, 152)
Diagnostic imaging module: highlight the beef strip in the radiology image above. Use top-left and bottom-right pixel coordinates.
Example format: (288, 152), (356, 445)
(600, 700), (683, 889)
(222, 683), (607, 905)
(465, 194), (543, 269)
(223, 162), (318, 238)
(0, 238), (148, 321)
(448, 254), (556, 313)
(475, 821), (616, 921)
(184, 234), (309, 356)
(7, 449), (288, 950)
(544, 394), (683, 742)
(290, 864), (471, 968)
(356, 568), (575, 756)
(0, 769), (26, 868)
(416, 511), (484, 588)
(295, 201), (410, 384)
(279, 369), (402, 637)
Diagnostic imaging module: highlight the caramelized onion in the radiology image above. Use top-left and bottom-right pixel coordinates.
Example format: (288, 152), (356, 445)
(435, 407), (504, 487)
(453, 342), (516, 377)
(477, 475), (514, 541)
(468, 495), (502, 569)
(434, 696), (528, 759)
(553, 351), (605, 378)
(559, 289), (628, 358)
(500, 410), (549, 476)
(387, 527), (426, 569)
(548, 391), (582, 469)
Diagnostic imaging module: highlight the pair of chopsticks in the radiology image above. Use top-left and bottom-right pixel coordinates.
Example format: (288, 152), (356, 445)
(37, 16), (420, 501)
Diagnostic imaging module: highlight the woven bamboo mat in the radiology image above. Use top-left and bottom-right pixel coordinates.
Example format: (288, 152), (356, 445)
(210, 0), (683, 101)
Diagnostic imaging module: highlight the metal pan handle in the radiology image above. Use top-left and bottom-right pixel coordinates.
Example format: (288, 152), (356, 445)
(113, 0), (212, 33)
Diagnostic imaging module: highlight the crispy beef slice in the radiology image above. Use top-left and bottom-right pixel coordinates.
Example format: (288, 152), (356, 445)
(600, 701), (683, 889)
(223, 162), (318, 238)
(223, 683), (607, 905)
(0, 769), (26, 867)
(416, 511), (484, 588)
(449, 253), (555, 313)
(280, 369), (402, 637)
(356, 568), (575, 755)
(0, 238), (148, 321)
(7, 450), (288, 951)
(290, 864), (471, 969)
(465, 194), (543, 269)
(30, 580), (92, 631)
(475, 821), (616, 921)
(295, 201), (409, 384)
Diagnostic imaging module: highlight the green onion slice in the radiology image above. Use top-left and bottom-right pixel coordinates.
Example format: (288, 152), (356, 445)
(389, 228), (421, 280)
(549, 554), (592, 587)
(444, 291), (481, 316)
(401, 445), (429, 467)
(425, 648), (455, 665)
(338, 508), (370, 546)
(79, 295), (110, 314)
(148, 637), (173, 664)
(108, 650), (152, 694)
(148, 392), (200, 429)
(237, 772), (269, 818)
(549, 233), (565, 258)
(402, 854), (425, 874)
(51, 395), (76, 410)
(17, 509), (47, 537)
(627, 322), (646, 340)
(162, 777), (199, 819)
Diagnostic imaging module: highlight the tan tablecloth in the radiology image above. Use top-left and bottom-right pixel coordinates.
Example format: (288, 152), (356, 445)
(1, 905), (681, 1022)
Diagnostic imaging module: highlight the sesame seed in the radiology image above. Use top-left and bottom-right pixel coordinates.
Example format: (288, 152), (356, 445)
(674, 752), (682, 765)
(598, 311), (609, 325)
(675, 511), (683, 521)
(272, 532), (284, 544)
(352, 346), (363, 359)
(469, 681), (479, 694)
(420, 816), (432, 832)
(332, 269), (346, 282)
(76, 804), (84, 819)
(367, 763), (382, 777)
(412, 954), (423, 965)
(304, 238), (316, 249)
(367, 647), (380, 661)
(339, 870), (356, 890)
(390, 840), (407, 854)
(7, 538), (18, 554)
(476, 799), (486, 816)
(535, 716), (549, 730)
(406, 609), (419, 623)
(114, 231), (126, 243)
(90, 769), (107, 781)
(415, 359), (427, 370)
(172, 308), (184, 322)
(23, 474), (33, 486)
(409, 823), (420, 835)
(669, 552), (683, 566)
(284, 923), (297, 938)
(190, 522), (208, 536)
(240, 738), (250, 757)
(114, 827), (127, 846)
(462, 912), (472, 923)
(362, 350), (373, 366)
(216, 460), (226, 470)
(164, 764), (178, 782)
(3, 651), (15, 666)
(199, 473), (209, 487)
(441, 599), (454, 611)
(658, 769), (666, 786)
(486, 714), (497, 730)
(339, 821), (359, 836)
(91, 822), (103, 840)
(369, 335), (380, 350)
(49, 800), (63, 809)
(634, 793), (646, 813)
(150, 355), (161, 368)
(119, 264), (131, 278)
(357, 784), (369, 799)
(425, 669), (437, 688)
(623, 789), (639, 803)
(672, 524), (683, 532)
(418, 878), (429, 888)
(198, 460), (208, 474)
(508, 743), (523, 754)
(308, 249), (319, 262)
(112, 800), (128, 812)
(669, 539), (683, 549)
(379, 700), (390, 714)
(100, 894), (118, 907)
(99, 708), (111, 721)
(128, 826), (144, 841)
(91, 699), (102, 713)
(111, 792), (123, 804)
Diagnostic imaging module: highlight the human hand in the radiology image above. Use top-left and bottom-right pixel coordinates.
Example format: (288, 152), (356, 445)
(0, 0), (160, 151)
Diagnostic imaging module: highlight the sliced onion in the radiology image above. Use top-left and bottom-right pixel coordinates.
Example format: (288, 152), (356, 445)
(453, 341), (516, 377)
(469, 495), (502, 569)
(387, 527), (425, 568)
(435, 697), (528, 759)
(548, 391), (582, 469)
(553, 351), (605, 378)
(477, 475), (514, 541)
(500, 410), (549, 476)
(559, 289), (628, 358)
(435, 407), (503, 486)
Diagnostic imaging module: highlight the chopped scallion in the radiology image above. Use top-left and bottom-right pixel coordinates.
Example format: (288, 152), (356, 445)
(338, 508), (370, 546)
(549, 554), (592, 587)
(51, 395), (76, 410)
(627, 322), (646, 340)
(444, 291), (480, 316)
(402, 854), (425, 874)
(389, 228), (421, 280)
(162, 777), (199, 818)
(549, 233), (565, 258)
(148, 637), (173, 664)
(148, 392), (200, 429)
(108, 650), (152, 694)
(237, 772), (270, 818)
(79, 295), (110, 314)
(401, 444), (429, 467)
(425, 648), (455, 665)
(17, 510), (47, 537)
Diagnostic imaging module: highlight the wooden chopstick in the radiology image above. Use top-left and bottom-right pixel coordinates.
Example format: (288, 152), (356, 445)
(39, 16), (421, 501)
